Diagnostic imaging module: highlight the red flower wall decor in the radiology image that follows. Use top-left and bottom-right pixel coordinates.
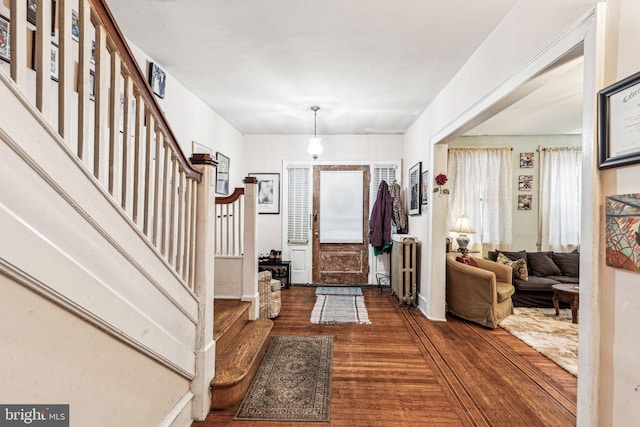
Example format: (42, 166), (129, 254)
(434, 173), (450, 194)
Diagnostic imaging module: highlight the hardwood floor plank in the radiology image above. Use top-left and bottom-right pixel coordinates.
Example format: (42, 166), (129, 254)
(195, 287), (576, 426)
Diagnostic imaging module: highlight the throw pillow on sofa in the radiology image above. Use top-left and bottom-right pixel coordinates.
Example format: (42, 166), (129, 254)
(488, 250), (528, 264)
(456, 254), (479, 267)
(496, 252), (529, 281)
(552, 252), (580, 277)
(527, 251), (562, 276)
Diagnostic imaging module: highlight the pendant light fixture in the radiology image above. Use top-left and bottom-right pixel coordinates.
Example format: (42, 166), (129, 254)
(308, 106), (323, 160)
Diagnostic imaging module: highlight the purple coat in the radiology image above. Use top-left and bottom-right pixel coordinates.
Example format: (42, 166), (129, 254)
(369, 181), (393, 248)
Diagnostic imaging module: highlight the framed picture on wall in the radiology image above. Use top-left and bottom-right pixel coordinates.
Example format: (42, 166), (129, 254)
(216, 152), (230, 195)
(518, 175), (532, 191)
(191, 141), (214, 156)
(421, 170), (429, 206)
(598, 70), (640, 169)
(149, 62), (166, 98)
(520, 152), (534, 168)
(50, 42), (59, 81)
(249, 173), (280, 214)
(409, 162), (421, 215)
(518, 194), (532, 210)
(0, 14), (10, 63)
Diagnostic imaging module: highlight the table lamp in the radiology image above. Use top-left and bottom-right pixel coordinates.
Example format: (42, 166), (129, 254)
(450, 215), (475, 253)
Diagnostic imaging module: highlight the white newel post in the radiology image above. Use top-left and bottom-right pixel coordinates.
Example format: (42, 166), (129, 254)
(242, 177), (259, 320)
(190, 154), (217, 421)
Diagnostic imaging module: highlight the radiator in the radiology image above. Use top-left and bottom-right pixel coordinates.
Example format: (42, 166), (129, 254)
(391, 235), (419, 307)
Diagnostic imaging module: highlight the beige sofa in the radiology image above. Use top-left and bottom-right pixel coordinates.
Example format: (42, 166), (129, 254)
(445, 253), (515, 329)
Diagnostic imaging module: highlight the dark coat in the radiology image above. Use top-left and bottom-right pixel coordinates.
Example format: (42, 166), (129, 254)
(369, 181), (393, 249)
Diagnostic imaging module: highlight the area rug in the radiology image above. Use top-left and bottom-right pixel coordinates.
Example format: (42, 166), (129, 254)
(315, 286), (363, 296)
(235, 335), (333, 422)
(310, 295), (371, 324)
(499, 307), (578, 376)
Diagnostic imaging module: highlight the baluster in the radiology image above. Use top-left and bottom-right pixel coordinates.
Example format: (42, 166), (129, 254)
(35, 0), (52, 117)
(176, 169), (186, 275)
(58, 0), (73, 141)
(108, 50), (122, 201)
(9, 0), (27, 91)
(121, 77), (134, 215)
(231, 200), (237, 255)
(215, 204), (221, 255)
(93, 23), (109, 185)
(77, 0), (92, 168)
(225, 203), (231, 256)
(162, 143), (172, 256)
(132, 94), (146, 227)
(143, 113), (155, 236)
(169, 157), (180, 266)
(153, 132), (165, 246)
(184, 178), (195, 284)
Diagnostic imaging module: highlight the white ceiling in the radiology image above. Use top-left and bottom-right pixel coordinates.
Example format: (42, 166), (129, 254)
(105, 0), (582, 136)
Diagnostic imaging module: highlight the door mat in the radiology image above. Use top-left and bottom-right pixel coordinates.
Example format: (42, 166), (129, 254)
(235, 335), (333, 422)
(499, 307), (578, 376)
(310, 295), (371, 324)
(315, 286), (363, 296)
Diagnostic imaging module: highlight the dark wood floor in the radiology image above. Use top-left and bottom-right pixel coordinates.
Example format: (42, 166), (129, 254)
(195, 286), (577, 426)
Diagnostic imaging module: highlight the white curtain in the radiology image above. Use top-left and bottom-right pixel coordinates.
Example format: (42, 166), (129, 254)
(448, 147), (512, 253)
(539, 146), (582, 251)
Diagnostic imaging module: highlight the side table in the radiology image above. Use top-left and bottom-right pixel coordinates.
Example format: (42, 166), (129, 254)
(552, 283), (579, 324)
(258, 260), (291, 289)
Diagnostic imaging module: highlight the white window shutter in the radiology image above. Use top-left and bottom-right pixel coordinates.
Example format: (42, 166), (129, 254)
(371, 165), (397, 203)
(287, 166), (310, 244)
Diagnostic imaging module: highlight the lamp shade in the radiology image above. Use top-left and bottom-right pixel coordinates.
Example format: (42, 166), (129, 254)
(450, 216), (475, 234)
(308, 136), (323, 159)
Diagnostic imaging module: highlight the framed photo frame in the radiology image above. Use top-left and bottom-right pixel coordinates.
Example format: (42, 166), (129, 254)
(89, 70), (95, 100)
(518, 175), (532, 191)
(149, 62), (166, 98)
(0, 14), (10, 63)
(71, 9), (79, 41)
(215, 152), (230, 195)
(518, 194), (532, 210)
(520, 152), (534, 168)
(191, 141), (214, 156)
(409, 162), (422, 215)
(249, 173), (281, 214)
(598, 70), (640, 169)
(27, 0), (37, 25)
(421, 170), (429, 206)
(50, 42), (59, 81)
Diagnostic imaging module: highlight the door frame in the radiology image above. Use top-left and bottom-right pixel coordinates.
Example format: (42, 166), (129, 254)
(281, 159), (401, 285)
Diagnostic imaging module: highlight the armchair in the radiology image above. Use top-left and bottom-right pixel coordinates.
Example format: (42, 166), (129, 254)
(445, 253), (515, 329)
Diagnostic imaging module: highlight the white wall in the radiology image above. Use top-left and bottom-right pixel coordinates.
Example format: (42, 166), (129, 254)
(449, 134), (582, 251)
(599, 0), (640, 425)
(243, 134), (403, 255)
(0, 275), (190, 427)
(124, 42), (246, 193)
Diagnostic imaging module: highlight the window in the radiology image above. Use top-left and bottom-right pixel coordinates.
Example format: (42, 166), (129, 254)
(287, 166), (310, 244)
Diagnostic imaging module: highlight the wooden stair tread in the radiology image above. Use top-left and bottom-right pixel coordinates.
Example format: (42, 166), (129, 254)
(213, 299), (250, 342)
(213, 318), (273, 386)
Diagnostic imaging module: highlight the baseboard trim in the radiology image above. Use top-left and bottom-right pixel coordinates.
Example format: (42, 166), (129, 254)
(158, 391), (194, 427)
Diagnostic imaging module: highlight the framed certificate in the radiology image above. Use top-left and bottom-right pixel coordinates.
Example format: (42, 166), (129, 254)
(598, 70), (640, 169)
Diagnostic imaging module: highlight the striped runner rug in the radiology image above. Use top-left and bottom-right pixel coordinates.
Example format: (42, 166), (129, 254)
(310, 294), (371, 324)
(315, 286), (363, 296)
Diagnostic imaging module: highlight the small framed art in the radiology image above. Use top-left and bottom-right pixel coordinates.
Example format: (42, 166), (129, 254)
(216, 152), (230, 195)
(421, 170), (429, 206)
(518, 194), (532, 210)
(518, 175), (532, 191)
(409, 162), (421, 215)
(250, 173), (281, 214)
(0, 14), (10, 63)
(149, 62), (166, 98)
(598, 70), (640, 169)
(520, 152), (533, 168)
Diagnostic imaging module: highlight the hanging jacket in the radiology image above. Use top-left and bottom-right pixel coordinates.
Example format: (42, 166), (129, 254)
(389, 181), (408, 234)
(369, 180), (393, 252)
